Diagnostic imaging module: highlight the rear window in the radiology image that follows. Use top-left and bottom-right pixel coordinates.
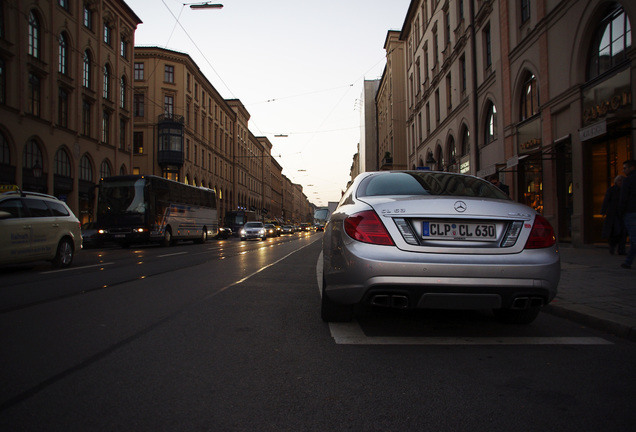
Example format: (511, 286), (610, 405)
(46, 200), (71, 216)
(358, 172), (509, 200)
(245, 222), (263, 228)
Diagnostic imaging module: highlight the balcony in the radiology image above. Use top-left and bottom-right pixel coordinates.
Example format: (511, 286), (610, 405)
(157, 114), (185, 167)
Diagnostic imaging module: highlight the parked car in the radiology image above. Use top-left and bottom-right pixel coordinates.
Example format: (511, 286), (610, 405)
(0, 190), (82, 268)
(321, 171), (560, 324)
(240, 221), (266, 241)
(281, 225), (294, 235)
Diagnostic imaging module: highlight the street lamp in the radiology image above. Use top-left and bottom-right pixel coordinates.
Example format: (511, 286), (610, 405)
(189, 2), (223, 9)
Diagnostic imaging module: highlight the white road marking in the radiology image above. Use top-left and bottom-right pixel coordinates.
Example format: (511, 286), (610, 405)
(41, 262), (115, 274)
(158, 252), (189, 258)
(329, 322), (613, 345)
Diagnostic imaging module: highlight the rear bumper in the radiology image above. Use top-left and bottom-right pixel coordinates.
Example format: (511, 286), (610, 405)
(323, 243), (560, 310)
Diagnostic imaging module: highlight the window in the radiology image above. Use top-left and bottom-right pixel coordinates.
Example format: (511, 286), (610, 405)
(82, 100), (91, 136)
(58, 0), (69, 11)
(23, 139), (42, 170)
(133, 94), (144, 117)
(58, 33), (68, 74)
(0, 0), (5, 39)
(164, 94), (174, 117)
(103, 24), (111, 46)
(58, 88), (68, 128)
(28, 11), (40, 59)
(134, 62), (144, 80)
(119, 119), (126, 150)
(460, 55), (467, 94)
(79, 155), (93, 182)
(0, 58), (5, 105)
(588, 5), (632, 80)
(83, 4), (92, 30)
(28, 73), (40, 117)
(83, 50), (91, 88)
(520, 73), (539, 121)
(120, 39), (128, 59)
(484, 25), (492, 69)
(446, 73), (452, 112)
(461, 127), (470, 156)
(1, 132), (9, 165)
(165, 65), (174, 83)
(54, 149), (71, 177)
(102, 111), (110, 144)
(133, 131), (144, 154)
(103, 64), (111, 100)
(100, 160), (111, 179)
(120, 76), (126, 109)
(521, 0), (530, 24)
(485, 102), (497, 144)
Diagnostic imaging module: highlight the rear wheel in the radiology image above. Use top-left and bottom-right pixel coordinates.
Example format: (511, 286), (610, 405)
(321, 276), (353, 322)
(195, 227), (207, 244)
(52, 238), (74, 268)
(493, 306), (541, 324)
(162, 228), (173, 247)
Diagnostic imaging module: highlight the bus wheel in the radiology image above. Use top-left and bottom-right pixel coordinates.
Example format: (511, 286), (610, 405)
(195, 227), (207, 244)
(162, 228), (173, 247)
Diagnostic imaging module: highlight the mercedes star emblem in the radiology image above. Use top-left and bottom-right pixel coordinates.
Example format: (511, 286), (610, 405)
(454, 201), (467, 212)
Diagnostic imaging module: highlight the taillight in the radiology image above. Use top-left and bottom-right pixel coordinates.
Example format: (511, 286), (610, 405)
(344, 210), (394, 246)
(524, 214), (556, 249)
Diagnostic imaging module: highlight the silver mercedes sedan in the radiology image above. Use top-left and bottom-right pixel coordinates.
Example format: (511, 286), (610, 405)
(321, 171), (560, 324)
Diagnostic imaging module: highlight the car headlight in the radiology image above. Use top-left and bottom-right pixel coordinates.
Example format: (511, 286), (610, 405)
(240, 229), (246, 235)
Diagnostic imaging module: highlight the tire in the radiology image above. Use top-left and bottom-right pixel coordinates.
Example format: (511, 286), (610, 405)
(52, 238), (74, 268)
(195, 227), (207, 244)
(321, 276), (353, 322)
(493, 306), (541, 324)
(162, 228), (173, 247)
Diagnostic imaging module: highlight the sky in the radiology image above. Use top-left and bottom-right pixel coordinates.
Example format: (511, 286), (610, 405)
(125, 0), (411, 207)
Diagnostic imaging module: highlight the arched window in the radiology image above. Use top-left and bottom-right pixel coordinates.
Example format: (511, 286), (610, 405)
(100, 160), (111, 179)
(23, 139), (43, 170)
(119, 164), (126, 175)
(28, 11), (40, 59)
(79, 155), (93, 182)
(103, 64), (111, 100)
(54, 148), (71, 177)
(588, 4), (632, 80)
(58, 33), (69, 75)
(520, 73), (539, 121)
(447, 136), (457, 172)
(485, 102), (497, 145)
(1, 132), (10, 165)
(461, 127), (470, 156)
(83, 50), (91, 89)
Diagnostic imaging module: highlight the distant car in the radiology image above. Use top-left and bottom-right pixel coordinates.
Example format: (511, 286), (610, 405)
(281, 225), (294, 235)
(216, 226), (233, 239)
(0, 190), (82, 268)
(264, 223), (277, 238)
(240, 221), (266, 241)
(321, 171), (560, 324)
(315, 224), (325, 232)
(81, 222), (103, 248)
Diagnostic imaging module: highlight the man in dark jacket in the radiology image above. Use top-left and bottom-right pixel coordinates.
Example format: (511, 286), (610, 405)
(619, 160), (636, 269)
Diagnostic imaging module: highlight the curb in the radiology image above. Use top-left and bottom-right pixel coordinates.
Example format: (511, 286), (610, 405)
(544, 302), (636, 342)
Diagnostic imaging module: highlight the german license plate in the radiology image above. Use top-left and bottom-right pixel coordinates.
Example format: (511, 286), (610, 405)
(422, 221), (496, 240)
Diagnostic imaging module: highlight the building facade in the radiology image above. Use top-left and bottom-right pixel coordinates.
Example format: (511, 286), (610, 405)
(398, 0), (635, 245)
(0, 0), (141, 223)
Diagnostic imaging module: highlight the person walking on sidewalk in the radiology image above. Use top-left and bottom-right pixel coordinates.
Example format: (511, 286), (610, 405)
(601, 175), (626, 255)
(619, 159), (636, 269)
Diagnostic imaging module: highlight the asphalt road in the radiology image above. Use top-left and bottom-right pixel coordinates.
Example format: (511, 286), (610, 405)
(1, 232), (635, 431)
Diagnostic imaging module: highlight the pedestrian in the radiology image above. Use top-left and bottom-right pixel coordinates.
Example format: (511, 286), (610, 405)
(619, 159), (636, 269)
(601, 175), (626, 255)
(489, 175), (510, 196)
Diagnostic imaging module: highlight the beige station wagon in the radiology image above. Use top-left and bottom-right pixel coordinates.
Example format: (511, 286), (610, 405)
(0, 190), (82, 268)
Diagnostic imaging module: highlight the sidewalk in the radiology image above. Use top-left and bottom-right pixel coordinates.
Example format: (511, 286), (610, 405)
(544, 243), (636, 341)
